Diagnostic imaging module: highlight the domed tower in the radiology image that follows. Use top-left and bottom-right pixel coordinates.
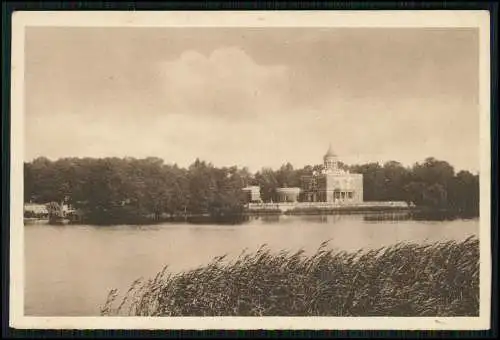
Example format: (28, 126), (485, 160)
(323, 144), (339, 172)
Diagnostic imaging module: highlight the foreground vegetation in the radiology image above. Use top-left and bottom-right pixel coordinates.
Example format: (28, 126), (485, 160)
(25, 156), (479, 224)
(100, 237), (479, 317)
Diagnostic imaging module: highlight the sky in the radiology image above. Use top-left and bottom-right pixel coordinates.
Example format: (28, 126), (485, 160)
(24, 27), (480, 173)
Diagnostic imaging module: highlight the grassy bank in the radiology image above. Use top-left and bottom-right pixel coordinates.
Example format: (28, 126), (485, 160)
(101, 237), (479, 317)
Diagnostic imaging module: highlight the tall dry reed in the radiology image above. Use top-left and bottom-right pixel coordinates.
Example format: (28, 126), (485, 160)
(100, 236), (479, 316)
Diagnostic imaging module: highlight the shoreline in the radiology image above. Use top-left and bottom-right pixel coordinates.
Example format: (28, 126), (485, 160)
(245, 200), (413, 213)
(24, 207), (478, 227)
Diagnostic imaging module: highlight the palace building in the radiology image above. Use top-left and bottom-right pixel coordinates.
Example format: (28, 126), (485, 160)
(300, 145), (364, 203)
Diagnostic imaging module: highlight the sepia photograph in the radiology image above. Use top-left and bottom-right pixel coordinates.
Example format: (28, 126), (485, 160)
(10, 10), (491, 330)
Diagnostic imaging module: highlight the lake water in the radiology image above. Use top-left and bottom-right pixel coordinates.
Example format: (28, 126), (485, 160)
(24, 212), (479, 316)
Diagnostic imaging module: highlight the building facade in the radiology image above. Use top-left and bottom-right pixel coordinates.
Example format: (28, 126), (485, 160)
(301, 146), (363, 204)
(24, 203), (49, 218)
(242, 186), (262, 203)
(276, 187), (301, 203)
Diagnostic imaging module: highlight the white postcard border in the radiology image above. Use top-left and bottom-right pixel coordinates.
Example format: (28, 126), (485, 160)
(10, 10), (492, 330)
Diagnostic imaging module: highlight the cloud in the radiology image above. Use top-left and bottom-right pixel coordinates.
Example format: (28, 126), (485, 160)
(157, 47), (289, 120)
(23, 31), (479, 173)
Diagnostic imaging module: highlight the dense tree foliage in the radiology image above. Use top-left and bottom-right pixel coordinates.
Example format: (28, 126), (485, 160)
(349, 157), (478, 215)
(24, 156), (479, 223)
(25, 157), (250, 223)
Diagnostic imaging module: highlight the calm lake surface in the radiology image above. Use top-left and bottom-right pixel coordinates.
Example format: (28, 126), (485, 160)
(25, 212), (479, 316)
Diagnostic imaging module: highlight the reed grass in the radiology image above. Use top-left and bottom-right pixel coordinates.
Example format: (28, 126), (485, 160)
(100, 236), (479, 316)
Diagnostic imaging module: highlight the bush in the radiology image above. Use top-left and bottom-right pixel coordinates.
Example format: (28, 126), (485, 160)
(101, 237), (479, 316)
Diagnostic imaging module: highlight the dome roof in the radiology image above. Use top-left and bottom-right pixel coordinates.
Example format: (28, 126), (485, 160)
(324, 144), (337, 158)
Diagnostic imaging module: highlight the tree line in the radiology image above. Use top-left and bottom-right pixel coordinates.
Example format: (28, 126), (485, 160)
(24, 156), (479, 223)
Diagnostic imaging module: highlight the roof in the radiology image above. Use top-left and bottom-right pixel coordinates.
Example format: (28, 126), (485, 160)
(276, 187), (301, 193)
(242, 186), (260, 191)
(324, 144), (337, 158)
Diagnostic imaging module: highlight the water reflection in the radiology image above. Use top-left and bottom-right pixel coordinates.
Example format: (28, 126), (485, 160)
(244, 211), (472, 224)
(247, 214), (281, 224)
(363, 211), (412, 222)
(290, 214), (345, 224)
(57, 211), (478, 228)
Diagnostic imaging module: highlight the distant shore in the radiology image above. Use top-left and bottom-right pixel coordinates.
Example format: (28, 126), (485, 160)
(24, 206), (477, 226)
(245, 201), (413, 214)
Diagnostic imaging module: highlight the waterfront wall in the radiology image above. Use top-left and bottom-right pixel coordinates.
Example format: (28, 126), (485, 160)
(246, 201), (410, 213)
